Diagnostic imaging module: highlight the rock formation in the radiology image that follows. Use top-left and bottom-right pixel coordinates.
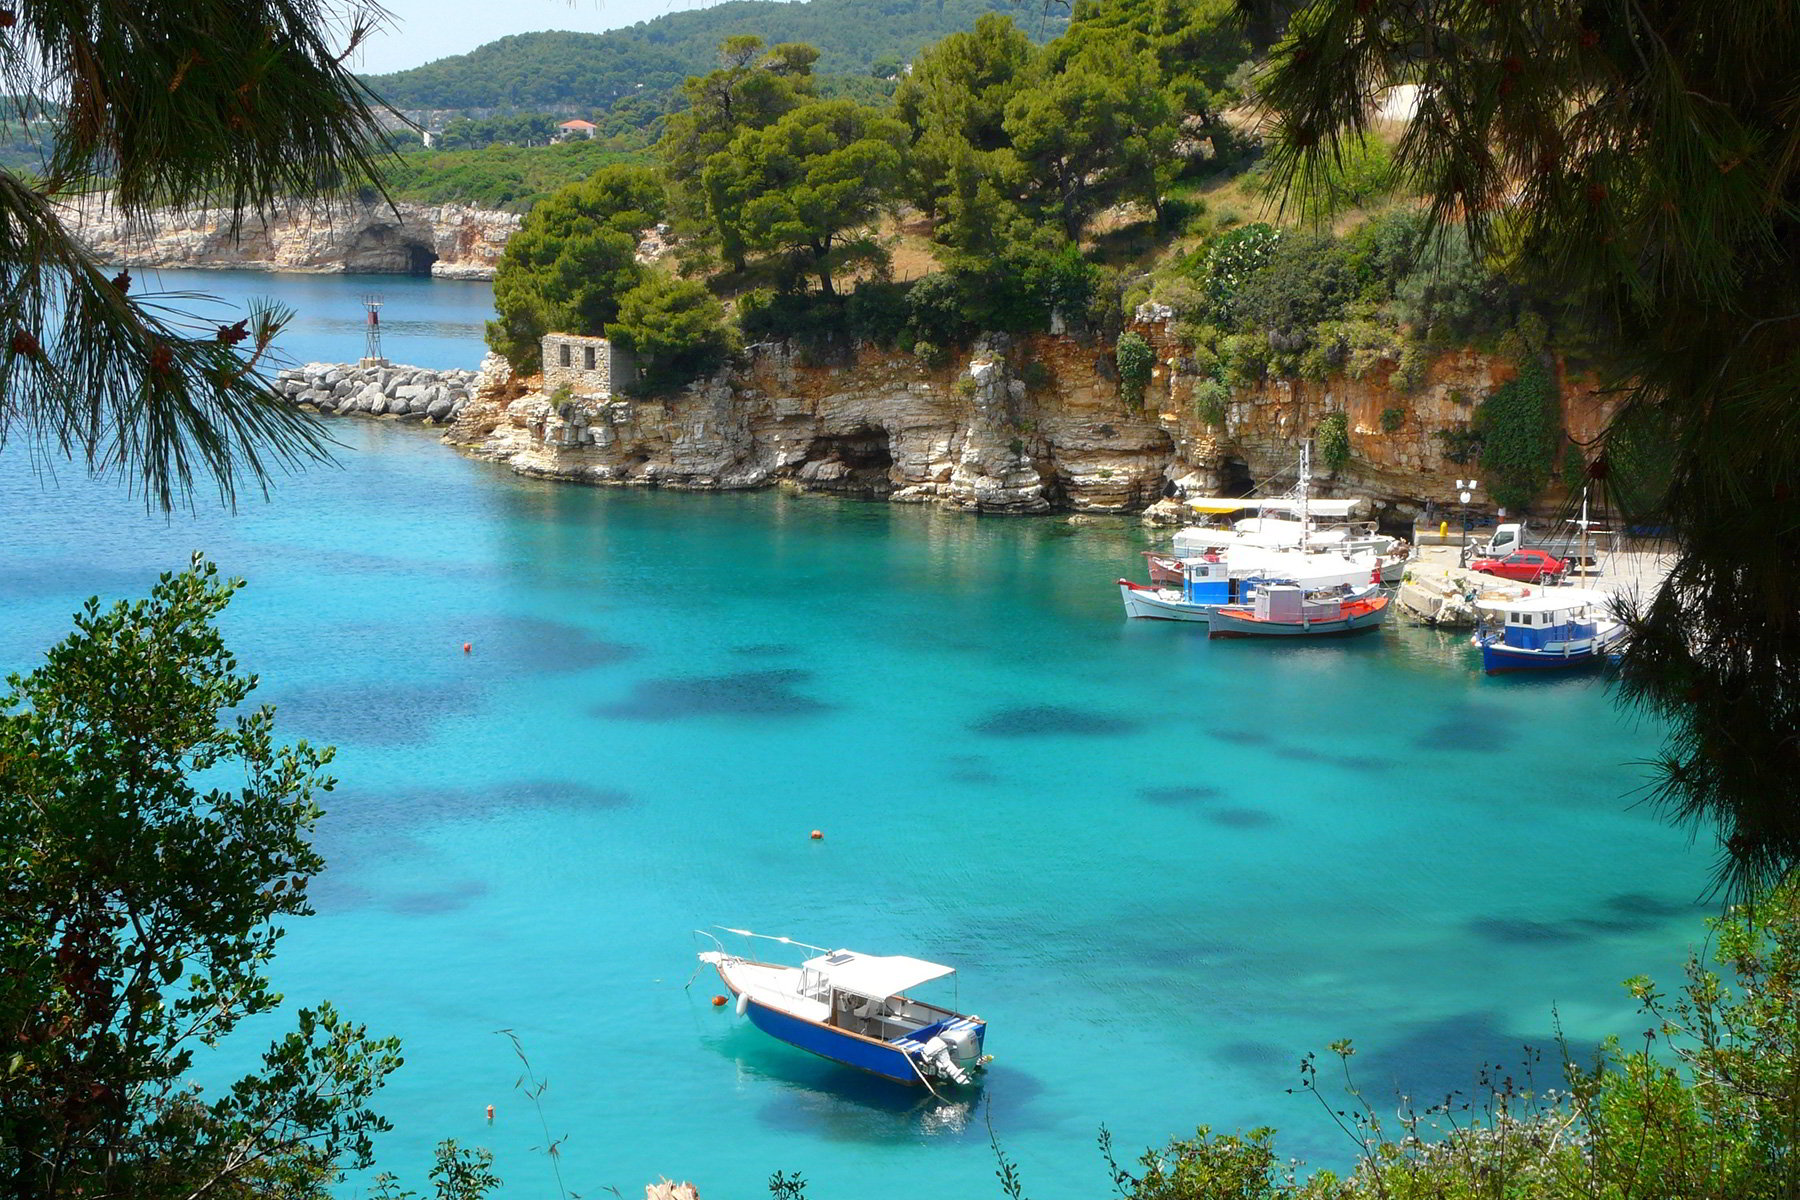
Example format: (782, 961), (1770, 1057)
(70, 195), (518, 279)
(435, 319), (1612, 521)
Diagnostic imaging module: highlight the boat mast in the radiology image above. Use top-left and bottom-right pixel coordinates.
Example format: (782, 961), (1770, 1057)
(1297, 440), (1312, 541)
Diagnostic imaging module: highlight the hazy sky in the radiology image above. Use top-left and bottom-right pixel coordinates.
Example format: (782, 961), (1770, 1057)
(352, 0), (743, 75)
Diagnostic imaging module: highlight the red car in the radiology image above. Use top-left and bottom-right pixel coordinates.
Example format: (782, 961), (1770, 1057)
(1469, 548), (1567, 582)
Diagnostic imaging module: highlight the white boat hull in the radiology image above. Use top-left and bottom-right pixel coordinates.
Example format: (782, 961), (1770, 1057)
(1118, 580), (1216, 622)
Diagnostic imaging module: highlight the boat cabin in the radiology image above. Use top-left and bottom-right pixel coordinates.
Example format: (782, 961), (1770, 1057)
(1495, 599), (1601, 651)
(1250, 582), (1356, 623)
(801, 949), (960, 1041)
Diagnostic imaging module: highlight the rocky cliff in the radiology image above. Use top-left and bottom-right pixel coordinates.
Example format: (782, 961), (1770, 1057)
(439, 317), (1615, 522)
(70, 196), (518, 279)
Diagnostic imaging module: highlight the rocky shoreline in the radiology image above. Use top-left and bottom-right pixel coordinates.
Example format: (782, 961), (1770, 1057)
(272, 313), (1614, 524)
(72, 196), (517, 279)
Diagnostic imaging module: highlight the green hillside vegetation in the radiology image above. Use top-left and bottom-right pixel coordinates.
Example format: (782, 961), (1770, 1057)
(361, 0), (1067, 114)
(481, 0), (1617, 518)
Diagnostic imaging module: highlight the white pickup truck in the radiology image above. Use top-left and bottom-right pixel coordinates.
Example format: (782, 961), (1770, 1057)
(1481, 521), (1606, 568)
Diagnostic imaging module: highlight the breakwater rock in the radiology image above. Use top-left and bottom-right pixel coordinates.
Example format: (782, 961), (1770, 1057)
(274, 361), (482, 421)
(71, 195), (518, 279)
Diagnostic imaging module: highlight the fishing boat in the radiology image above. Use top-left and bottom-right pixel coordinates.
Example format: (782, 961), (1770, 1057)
(1162, 445), (1413, 584)
(1207, 581), (1390, 638)
(1471, 589), (1625, 673)
(698, 929), (988, 1090)
(1120, 548), (1380, 623)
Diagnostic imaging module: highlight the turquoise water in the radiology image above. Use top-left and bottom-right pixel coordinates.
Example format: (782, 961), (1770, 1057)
(124, 268), (494, 370)
(0, 273), (1714, 1197)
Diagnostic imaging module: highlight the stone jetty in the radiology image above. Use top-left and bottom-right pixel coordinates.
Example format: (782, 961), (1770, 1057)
(273, 361), (480, 422)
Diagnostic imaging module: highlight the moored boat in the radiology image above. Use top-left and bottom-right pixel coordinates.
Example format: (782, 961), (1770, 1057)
(698, 930), (988, 1090)
(1472, 589), (1625, 673)
(1207, 582), (1390, 638)
(1121, 547), (1381, 623)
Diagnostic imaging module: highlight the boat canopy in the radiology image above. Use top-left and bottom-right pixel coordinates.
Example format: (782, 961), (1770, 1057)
(1478, 588), (1609, 615)
(1187, 496), (1361, 517)
(804, 950), (955, 999)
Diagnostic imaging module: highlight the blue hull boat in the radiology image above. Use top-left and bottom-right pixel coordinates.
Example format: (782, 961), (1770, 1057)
(1473, 589), (1625, 674)
(699, 932), (988, 1090)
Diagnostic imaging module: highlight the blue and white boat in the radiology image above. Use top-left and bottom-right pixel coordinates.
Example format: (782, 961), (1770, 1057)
(1472, 589), (1625, 673)
(699, 930), (988, 1090)
(1120, 548), (1381, 622)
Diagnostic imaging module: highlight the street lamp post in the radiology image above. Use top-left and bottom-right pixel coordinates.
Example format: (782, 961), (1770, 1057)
(1456, 478), (1480, 564)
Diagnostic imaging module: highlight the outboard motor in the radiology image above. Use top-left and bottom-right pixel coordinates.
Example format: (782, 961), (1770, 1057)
(919, 1035), (972, 1086)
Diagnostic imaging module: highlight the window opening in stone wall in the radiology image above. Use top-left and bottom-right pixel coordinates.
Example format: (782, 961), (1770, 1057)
(584, 346), (596, 370)
(560, 343), (571, 367)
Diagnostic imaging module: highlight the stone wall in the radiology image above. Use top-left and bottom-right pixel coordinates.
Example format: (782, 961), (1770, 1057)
(273, 361), (483, 421)
(71, 195), (519, 279)
(541, 333), (634, 398)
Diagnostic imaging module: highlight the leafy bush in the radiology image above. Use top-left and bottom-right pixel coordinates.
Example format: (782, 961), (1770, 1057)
(1316, 410), (1350, 472)
(1435, 426), (1483, 464)
(1561, 440), (1586, 484)
(1379, 405), (1407, 433)
(1387, 342), (1428, 393)
(1191, 379), (1230, 425)
(1116, 330), (1155, 405)
(1476, 357), (1561, 509)
(606, 274), (738, 393)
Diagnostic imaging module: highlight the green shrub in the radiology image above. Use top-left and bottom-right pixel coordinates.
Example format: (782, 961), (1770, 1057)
(1192, 379), (1230, 426)
(1476, 357), (1561, 509)
(1022, 360), (1052, 393)
(1218, 333), (1269, 386)
(1387, 343), (1428, 393)
(1379, 405), (1407, 433)
(1316, 410), (1350, 472)
(1116, 330), (1155, 406)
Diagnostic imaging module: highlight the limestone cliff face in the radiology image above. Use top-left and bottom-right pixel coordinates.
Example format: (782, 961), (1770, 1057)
(70, 195), (518, 279)
(442, 319), (1615, 519)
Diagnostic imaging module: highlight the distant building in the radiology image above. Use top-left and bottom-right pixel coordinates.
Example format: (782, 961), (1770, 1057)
(556, 119), (598, 140)
(542, 333), (634, 398)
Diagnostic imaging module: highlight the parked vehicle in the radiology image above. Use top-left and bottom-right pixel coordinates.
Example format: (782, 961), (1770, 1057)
(1468, 548), (1567, 582)
(1481, 521), (1606, 568)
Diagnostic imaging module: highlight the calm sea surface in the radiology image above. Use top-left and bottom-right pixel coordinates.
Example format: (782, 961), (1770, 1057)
(0, 273), (1714, 1198)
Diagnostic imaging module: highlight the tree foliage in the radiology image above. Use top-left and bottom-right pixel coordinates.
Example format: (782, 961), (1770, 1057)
(607, 275), (738, 392)
(0, 0), (393, 508)
(486, 165), (667, 371)
(0, 555), (401, 1199)
(659, 38), (820, 273)
(1255, 0), (1800, 893)
(714, 99), (907, 294)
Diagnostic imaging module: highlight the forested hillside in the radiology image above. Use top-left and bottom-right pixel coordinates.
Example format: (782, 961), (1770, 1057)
(362, 0), (1067, 113)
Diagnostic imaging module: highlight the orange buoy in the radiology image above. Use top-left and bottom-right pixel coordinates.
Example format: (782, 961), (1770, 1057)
(711, 994), (728, 1007)
(810, 829), (823, 840)
(463, 642), (472, 653)
(485, 1104), (494, 1122)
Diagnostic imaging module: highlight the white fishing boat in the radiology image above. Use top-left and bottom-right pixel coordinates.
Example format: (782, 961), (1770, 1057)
(698, 929), (988, 1091)
(1165, 445), (1412, 583)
